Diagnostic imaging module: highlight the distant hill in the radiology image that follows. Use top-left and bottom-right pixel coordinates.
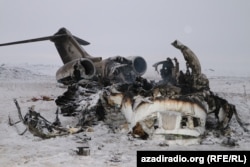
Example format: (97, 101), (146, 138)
(0, 64), (58, 81)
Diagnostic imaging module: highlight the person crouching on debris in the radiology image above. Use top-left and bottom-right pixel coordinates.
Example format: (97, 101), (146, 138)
(73, 63), (82, 82)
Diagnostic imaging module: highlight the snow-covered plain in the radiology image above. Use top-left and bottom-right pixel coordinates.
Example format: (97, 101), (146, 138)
(0, 64), (250, 167)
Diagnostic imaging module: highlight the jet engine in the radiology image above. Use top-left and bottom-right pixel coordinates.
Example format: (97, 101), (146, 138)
(94, 56), (147, 84)
(56, 58), (96, 84)
(127, 56), (147, 76)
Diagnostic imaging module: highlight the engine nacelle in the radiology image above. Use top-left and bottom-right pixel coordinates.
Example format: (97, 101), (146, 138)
(94, 56), (147, 84)
(126, 56), (147, 76)
(56, 58), (96, 84)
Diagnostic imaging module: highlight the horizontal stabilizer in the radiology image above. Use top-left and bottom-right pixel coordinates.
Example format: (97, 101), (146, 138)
(0, 34), (90, 47)
(73, 36), (90, 45)
(0, 34), (67, 46)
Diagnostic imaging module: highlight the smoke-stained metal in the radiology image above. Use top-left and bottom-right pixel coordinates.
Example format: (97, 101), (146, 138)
(172, 40), (201, 76)
(56, 58), (96, 84)
(1, 28), (246, 144)
(95, 56), (147, 85)
(101, 85), (208, 140)
(0, 27), (147, 85)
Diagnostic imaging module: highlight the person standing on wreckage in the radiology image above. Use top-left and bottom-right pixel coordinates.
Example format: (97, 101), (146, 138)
(172, 40), (209, 91)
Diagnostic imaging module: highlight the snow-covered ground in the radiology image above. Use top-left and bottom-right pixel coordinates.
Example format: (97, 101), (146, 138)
(0, 64), (250, 167)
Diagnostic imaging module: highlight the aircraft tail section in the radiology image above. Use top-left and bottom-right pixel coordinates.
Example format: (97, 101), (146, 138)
(51, 28), (94, 64)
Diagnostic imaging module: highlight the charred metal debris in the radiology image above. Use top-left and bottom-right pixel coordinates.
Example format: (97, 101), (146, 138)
(9, 99), (83, 139)
(10, 40), (248, 144)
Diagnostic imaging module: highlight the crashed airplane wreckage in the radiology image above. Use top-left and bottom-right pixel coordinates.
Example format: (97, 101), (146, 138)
(1, 28), (246, 144)
(9, 41), (246, 143)
(9, 99), (83, 139)
(54, 40), (247, 144)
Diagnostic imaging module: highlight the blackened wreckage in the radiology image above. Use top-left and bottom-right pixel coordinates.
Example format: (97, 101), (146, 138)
(1, 28), (247, 144)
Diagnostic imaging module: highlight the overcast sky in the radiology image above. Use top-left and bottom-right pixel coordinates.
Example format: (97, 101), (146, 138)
(0, 0), (249, 76)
